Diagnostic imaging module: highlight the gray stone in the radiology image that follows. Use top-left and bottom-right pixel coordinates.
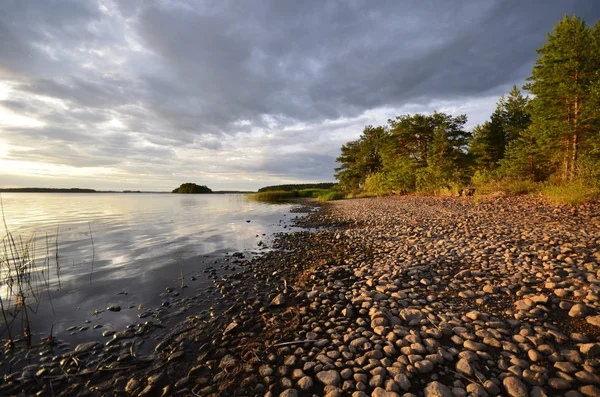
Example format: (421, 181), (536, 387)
(74, 341), (101, 353)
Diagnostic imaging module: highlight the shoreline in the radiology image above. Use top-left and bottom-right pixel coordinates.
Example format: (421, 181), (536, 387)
(3, 196), (600, 396)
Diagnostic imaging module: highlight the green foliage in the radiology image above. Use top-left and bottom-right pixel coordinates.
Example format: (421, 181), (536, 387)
(525, 14), (600, 182)
(335, 113), (470, 195)
(335, 125), (390, 192)
(316, 191), (344, 201)
(542, 180), (600, 205)
(172, 183), (212, 194)
(470, 86), (531, 171)
(248, 190), (299, 203)
(332, 13), (600, 204)
(258, 183), (335, 192)
(363, 173), (393, 196)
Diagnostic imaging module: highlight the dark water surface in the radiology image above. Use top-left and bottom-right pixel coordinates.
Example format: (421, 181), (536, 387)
(0, 193), (301, 361)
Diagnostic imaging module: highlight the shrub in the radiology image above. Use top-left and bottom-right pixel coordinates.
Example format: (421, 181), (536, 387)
(316, 191), (344, 201)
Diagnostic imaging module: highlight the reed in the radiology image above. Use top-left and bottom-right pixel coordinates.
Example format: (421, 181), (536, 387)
(316, 191), (344, 201)
(0, 199), (62, 348)
(248, 190), (299, 203)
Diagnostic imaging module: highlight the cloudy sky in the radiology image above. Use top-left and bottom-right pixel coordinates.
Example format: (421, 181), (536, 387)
(1, 0), (599, 191)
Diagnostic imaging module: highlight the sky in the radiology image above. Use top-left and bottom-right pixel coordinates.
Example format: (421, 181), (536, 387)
(1, 1), (599, 191)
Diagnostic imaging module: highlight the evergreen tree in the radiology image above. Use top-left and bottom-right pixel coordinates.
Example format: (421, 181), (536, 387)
(525, 14), (598, 182)
(470, 86), (530, 171)
(334, 125), (390, 192)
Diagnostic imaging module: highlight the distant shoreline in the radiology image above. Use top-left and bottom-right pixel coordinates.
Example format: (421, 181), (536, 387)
(0, 188), (255, 194)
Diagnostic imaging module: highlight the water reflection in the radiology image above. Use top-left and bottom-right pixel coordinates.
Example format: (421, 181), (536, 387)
(0, 193), (298, 350)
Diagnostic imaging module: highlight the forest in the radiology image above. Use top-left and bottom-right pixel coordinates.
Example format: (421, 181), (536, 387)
(334, 15), (600, 204)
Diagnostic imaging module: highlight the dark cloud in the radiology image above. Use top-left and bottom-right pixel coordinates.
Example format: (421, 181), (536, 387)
(1, 0), (599, 189)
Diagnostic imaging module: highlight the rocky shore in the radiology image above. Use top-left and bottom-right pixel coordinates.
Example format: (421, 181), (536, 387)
(2, 195), (600, 397)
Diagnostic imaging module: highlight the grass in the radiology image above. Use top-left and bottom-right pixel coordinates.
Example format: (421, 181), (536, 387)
(316, 191), (344, 201)
(248, 189), (345, 203)
(0, 198), (68, 348)
(473, 178), (540, 196)
(248, 190), (299, 203)
(542, 181), (600, 206)
(472, 176), (599, 205)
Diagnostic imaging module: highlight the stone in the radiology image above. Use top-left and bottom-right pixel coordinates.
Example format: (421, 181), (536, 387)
(74, 341), (101, 353)
(586, 315), (600, 327)
(279, 389), (298, 397)
(297, 376), (313, 391)
(456, 358), (474, 376)
(271, 293), (286, 306)
(424, 381), (453, 397)
(547, 378), (571, 390)
(580, 343), (600, 357)
(466, 383), (489, 397)
(514, 299), (534, 311)
(125, 378), (139, 393)
(316, 370), (341, 386)
(415, 359), (434, 373)
(580, 385), (600, 397)
(569, 304), (588, 318)
(223, 321), (238, 335)
(503, 376), (529, 397)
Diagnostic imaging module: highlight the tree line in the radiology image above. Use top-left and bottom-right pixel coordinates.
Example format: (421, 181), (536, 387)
(258, 183), (335, 192)
(335, 14), (600, 196)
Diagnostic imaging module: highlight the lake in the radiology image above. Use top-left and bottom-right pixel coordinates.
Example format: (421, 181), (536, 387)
(0, 193), (303, 363)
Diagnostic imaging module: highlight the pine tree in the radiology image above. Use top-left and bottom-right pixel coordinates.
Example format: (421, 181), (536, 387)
(470, 86), (530, 171)
(525, 14), (597, 182)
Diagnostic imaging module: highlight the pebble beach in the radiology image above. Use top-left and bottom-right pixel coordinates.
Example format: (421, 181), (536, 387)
(3, 195), (600, 397)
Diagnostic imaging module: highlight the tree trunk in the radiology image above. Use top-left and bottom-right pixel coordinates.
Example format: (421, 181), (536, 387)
(571, 95), (579, 182)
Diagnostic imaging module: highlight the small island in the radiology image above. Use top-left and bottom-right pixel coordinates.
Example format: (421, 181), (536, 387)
(172, 183), (213, 194)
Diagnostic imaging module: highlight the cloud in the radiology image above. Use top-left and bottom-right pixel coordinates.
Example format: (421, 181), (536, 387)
(1, 0), (599, 189)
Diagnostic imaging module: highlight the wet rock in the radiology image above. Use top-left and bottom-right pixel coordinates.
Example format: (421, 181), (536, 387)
(223, 321), (238, 335)
(271, 293), (286, 306)
(125, 378), (139, 393)
(74, 341), (101, 353)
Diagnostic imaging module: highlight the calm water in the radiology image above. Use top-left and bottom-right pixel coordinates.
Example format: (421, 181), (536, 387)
(0, 193), (301, 353)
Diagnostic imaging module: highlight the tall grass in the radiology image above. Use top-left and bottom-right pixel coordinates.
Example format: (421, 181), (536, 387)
(316, 191), (344, 201)
(542, 181), (600, 206)
(0, 199), (63, 348)
(249, 189), (345, 203)
(248, 190), (299, 203)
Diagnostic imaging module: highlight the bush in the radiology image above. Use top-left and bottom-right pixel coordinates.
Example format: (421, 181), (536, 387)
(363, 173), (393, 196)
(316, 191), (344, 201)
